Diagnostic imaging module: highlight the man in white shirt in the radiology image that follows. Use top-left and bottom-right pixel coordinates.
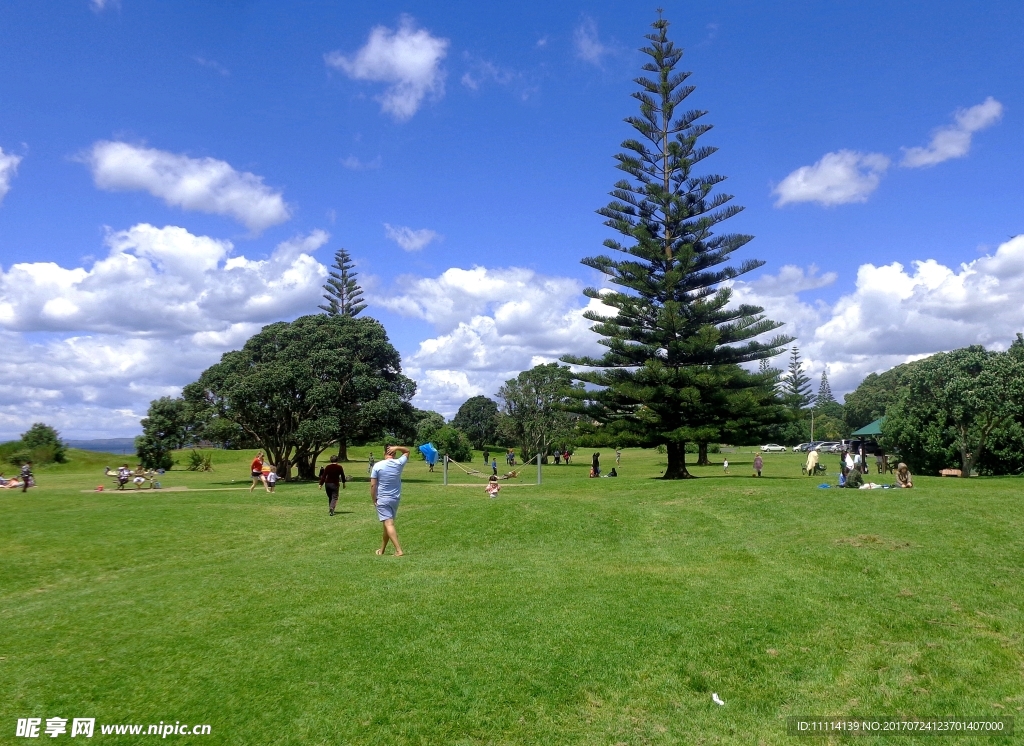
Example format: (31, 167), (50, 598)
(370, 445), (410, 556)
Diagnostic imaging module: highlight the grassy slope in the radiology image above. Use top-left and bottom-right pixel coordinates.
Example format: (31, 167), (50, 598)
(1, 447), (1021, 745)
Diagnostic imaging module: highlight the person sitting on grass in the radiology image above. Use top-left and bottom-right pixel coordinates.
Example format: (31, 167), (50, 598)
(896, 463), (913, 488)
(485, 475), (500, 498)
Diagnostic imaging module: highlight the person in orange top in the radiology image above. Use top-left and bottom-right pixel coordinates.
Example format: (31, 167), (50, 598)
(250, 452), (269, 493)
(319, 454), (347, 516)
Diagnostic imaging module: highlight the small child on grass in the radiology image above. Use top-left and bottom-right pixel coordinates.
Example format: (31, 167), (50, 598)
(486, 475), (500, 498)
(267, 467), (278, 492)
(723, 458), (730, 474)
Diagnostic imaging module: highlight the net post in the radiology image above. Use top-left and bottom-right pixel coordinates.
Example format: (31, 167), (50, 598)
(443, 454), (448, 486)
(536, 452), (541, 485)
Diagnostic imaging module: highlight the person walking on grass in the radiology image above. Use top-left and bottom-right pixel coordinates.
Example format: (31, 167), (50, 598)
(723, 458), (729, 474)
(250, 452), (269, 493)
(370, 445), (409, 556)
(319, 454), (347, 516)
(20, 461), (32, 492)
(753, 453), (763, 478)
(485, 474), (500, 498)
(615, 448), (621, 465)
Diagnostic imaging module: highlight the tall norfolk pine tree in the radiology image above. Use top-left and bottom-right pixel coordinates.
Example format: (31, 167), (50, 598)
(563, 16), (791, 479)
(783, 346), (815, 410)
(319, 248), (367, 317)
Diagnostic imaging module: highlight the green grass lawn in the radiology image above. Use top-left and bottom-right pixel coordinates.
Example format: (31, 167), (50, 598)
(1, 447), (1021, 744)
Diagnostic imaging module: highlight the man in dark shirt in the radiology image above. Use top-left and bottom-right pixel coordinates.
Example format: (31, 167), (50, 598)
(319, 455), (346, 516)
(20, 461), (32, 492)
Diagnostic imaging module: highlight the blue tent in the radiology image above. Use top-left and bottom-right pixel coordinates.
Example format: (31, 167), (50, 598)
(418, 443), (439, 466)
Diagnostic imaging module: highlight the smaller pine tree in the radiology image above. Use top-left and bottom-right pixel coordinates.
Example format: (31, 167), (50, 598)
(319, 248), (367, 317)
(783, 346), (814, 410)
(816, 367), (835, 405)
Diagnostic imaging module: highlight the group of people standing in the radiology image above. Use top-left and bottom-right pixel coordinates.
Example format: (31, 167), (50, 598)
(313, 446), (409, 556)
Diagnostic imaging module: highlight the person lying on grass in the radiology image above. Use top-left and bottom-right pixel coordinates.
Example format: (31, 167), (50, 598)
(896, 463), (914, 488)
(370, 445), (409, 556)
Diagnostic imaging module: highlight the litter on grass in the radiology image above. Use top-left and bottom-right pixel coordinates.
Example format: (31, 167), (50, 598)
(712, 693), (725, 706)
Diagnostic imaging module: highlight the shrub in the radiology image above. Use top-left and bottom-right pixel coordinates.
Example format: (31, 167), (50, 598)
(185, 450), (214, 472)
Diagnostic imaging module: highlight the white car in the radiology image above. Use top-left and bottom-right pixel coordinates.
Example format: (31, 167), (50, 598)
(760, 443), (786, 453)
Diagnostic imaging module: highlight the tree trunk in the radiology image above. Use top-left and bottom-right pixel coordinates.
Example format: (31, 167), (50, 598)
(663, 441), (694, 479)
(697, 441), (710, 466)
(337, 435), (348, 462)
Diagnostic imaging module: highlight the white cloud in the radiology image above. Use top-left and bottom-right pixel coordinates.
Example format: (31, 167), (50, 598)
(460, 56), (516, 91)
(373, 265), (606, 415)
(90, 0), (118, 11)
(85, 141), (291, 233)
(384, 223), (440, 251)
(901, 97), (1003, 168)
(0, 226), (329, 439)
(193, 56), (230, 77)
(774, 150), (890, 207)
(730, 235), (1024, 397)
(574, 16), (607, 66)
(0, 225), (327, 334)
(341, 155), (382, 170)
(0, 147), (22, 205)
(325, 16), (449, 121)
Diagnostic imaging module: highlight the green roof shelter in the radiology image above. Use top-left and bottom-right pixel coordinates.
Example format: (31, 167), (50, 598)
(851, 417), (884, 437)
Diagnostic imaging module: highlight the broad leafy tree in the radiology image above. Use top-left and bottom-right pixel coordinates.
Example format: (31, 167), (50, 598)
(16, 423), (67, 464)
(414, 410), (446, 446)
(432, 425), (473, 463)
(498, 363), (581, 462)
(842, 360), (926, 431)
(184, 314), (414, 479)
(562, 16), (790, 478)
(882, 346), (1024, 477)
(135, 396), (191, 470)
(452, 395), (499, 450)
(319, 248), (367, 317)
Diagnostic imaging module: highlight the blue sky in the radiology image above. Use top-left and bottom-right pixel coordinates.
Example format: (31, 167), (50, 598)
(1, 1), (1023, 438)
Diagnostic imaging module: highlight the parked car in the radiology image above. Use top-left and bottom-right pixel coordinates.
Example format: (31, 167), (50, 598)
(760, 443), (786, 452)
(818, 441), (840, 453)
(793, 443), (810, 452)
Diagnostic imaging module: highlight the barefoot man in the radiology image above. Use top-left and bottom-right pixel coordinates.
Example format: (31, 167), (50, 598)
(370, 445), (410, 556)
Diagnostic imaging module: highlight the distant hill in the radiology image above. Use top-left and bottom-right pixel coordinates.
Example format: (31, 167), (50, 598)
(66, 438), (138, 454)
